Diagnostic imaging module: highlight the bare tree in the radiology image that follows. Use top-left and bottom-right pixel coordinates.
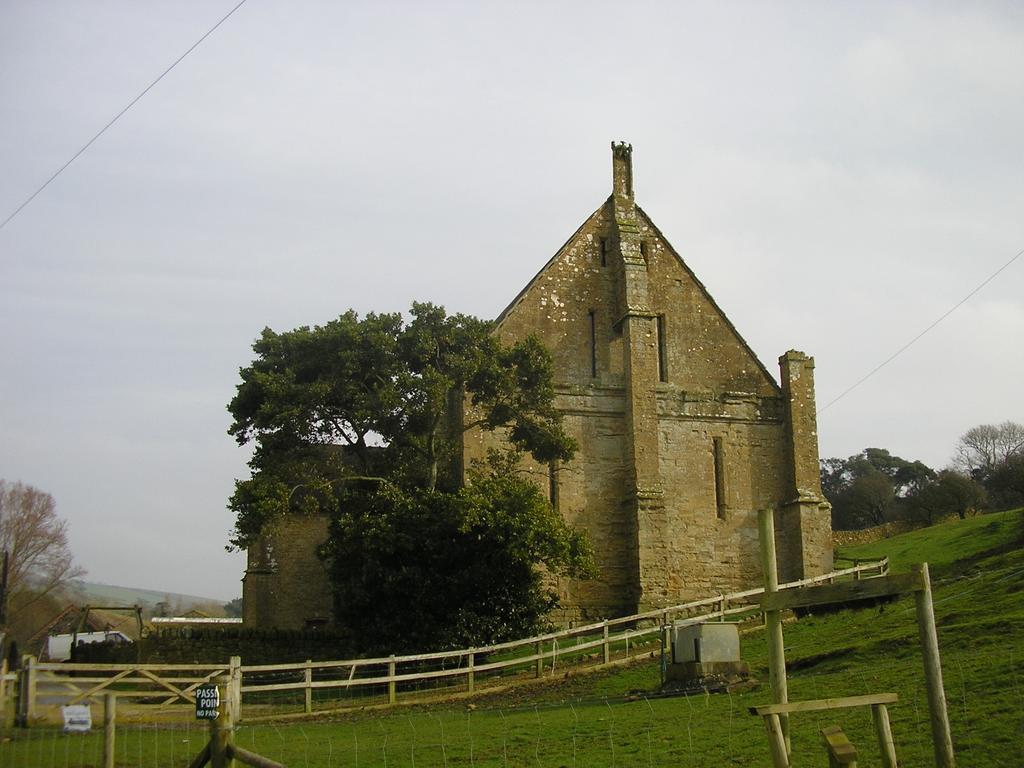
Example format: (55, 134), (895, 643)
(954, 421), (1024, 478)
(0, 480), (85, 629)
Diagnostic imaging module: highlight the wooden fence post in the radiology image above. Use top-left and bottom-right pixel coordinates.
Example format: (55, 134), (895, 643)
(20, 655), (37, 726)
(0, 658), (9, 729)
(388, 656), (397, 705)
(467, 649), (475, 693)
(758, 509), (789, 758)
(719, 594), (727, 622)
(871, 702), (898, 768)
(229, 656), (242, 722)
(303, 660), (312, 714)
(602, 621), (610, 665)
(103, 694), (116, 768)
(535, 641), (543, 678)
(660, 623), (669, 685)
(914, 563), (956, 767)
(210, 673), (235, 768)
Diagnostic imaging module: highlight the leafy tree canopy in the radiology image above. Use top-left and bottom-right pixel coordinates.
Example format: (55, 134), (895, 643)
(906, 469), (987, 526)
(227, 303), (577, 547)
(323, 452), (596, 653)
(227, 303), (591, 651)
(821, 448), (935, 529)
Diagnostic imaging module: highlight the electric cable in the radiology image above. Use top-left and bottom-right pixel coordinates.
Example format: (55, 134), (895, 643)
(818, 246), (1024, 415)
(0, 0), (250, 232)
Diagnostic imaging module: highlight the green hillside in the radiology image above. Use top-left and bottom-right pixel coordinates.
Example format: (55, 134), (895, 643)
(178, 508), (1024, 765)
(268, 508), (1021, 766)
(68, 580), (230, 612)
(4, 510), (1021, 766)
(836, 507), (1023, 573)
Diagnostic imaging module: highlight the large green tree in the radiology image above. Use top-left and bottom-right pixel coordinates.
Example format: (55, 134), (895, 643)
(322, 453), (594, 653)
(906, 469), (987, 525)
(227, 303), (592, 651)
(821, 448), (934, 529)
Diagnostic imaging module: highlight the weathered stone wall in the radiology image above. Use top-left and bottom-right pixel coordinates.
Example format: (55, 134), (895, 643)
(466, 143), (832, 621)
(242, 515), (333, 630)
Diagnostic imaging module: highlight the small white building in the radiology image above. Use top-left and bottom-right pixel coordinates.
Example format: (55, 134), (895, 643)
(46, 631), (132, 662)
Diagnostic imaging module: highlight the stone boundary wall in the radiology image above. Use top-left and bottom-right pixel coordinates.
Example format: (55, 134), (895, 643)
(71, 628), (353, 666)
(832, 521), (918, 547)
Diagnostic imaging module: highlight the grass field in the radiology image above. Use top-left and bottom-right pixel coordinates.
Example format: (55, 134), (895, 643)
(4, 508), (1023, 766)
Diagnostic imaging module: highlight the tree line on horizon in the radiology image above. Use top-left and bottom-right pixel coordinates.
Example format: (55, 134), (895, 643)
(821, 421), (1024, 530)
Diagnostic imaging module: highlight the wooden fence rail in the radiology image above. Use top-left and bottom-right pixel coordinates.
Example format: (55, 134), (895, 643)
(239, 558), (887, 716)
(14, 558), (887, 724)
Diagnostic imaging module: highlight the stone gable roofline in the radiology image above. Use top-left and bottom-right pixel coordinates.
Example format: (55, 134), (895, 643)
(492, 193), (782, 396)
(633, 203), (782, 395)
(493, 205), (602, 327)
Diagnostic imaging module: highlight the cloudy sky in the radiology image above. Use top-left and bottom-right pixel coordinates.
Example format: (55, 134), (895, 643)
(2, 1), (1022, 600)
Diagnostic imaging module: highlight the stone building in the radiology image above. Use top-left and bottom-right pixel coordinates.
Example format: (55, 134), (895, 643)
(242, 142), (832, 629)
(462, 142), (831, 623)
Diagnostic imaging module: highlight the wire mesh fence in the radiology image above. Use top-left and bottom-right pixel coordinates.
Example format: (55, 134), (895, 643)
(1, 642), (1021, 767)
(6, 559), (888, 730)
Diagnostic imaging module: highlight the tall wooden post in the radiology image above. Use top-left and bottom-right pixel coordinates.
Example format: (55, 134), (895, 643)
(103, 694), (116, 768)
(467, 649), (475, 693)
(758, 509), (790, 757)
(210, 674), (235, 768)
(914, 563), (956, 767)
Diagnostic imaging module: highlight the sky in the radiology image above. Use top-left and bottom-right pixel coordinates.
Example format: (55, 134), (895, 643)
(1, 1), (1022, 601)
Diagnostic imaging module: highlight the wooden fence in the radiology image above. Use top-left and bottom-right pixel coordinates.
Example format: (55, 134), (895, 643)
(12, 558), (887, 724)
(15, 659), (236, 725)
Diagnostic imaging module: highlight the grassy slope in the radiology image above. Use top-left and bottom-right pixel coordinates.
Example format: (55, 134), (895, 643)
(268, 507), (1024, 766)
(5, 510), (1022, 766)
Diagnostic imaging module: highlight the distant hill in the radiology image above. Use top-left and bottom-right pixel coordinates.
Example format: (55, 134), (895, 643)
(67, 580), (232, 615)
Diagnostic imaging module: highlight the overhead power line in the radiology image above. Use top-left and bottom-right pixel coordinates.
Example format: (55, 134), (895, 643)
(0, 0), (250, 232)
(818, 245), (1024, 415)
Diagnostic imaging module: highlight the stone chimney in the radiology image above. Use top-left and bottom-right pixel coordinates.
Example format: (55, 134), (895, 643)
(611, 141), (634, 201)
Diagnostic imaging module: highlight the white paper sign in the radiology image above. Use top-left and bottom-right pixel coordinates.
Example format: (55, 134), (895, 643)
(62, 704), (92, 733)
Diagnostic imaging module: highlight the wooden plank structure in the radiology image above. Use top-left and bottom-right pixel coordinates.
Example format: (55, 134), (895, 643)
(753, 508), (956, 768)
(750, 693), (897, 768)
(821, 726), (858, 767)
(15, 557), (889, 725)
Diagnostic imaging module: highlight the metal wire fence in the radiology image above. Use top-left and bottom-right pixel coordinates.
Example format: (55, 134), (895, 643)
(0, 643), (1019, 767)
